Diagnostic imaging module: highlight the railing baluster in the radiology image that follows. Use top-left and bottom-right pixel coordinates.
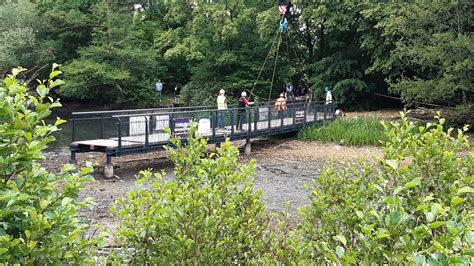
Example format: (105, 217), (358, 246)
(71, 118), (76, 142)
(254, 108), (258, 134)
(247, 109), (251, 137)
(145, 116), (149, 150)
(100, 117), (105, 138)
(118, 119), (122, 154)
(268, 105), (272, 130)
(212, 111), (216, 143)
(230, 109), (234, 139)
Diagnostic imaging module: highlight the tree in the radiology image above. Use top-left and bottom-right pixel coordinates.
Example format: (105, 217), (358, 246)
(60, 1), (167, 104)
(0, 1), (41, 75)
(362, 1), (474, 122)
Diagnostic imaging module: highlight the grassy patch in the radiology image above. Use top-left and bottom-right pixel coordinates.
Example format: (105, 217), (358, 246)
(298, 117), (386, 146)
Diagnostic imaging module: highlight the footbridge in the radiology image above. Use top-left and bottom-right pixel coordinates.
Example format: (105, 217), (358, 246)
(70, 101), (335, 177)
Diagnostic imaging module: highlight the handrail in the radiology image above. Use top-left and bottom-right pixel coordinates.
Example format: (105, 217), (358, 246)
(72, 105), (214, 117)
(111, 101), (317, 119)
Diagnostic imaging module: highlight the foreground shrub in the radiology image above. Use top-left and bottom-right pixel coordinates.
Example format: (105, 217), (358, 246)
(0, 67), (103, 264)
(296, 113), (473, 264)
(298, 117), (386, 146)
(112, 126), (267, 264)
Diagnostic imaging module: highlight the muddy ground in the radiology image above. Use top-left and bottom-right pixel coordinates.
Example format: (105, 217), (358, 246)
(44, 137), (382, 237)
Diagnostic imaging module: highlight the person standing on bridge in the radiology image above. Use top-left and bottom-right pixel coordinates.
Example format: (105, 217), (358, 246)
(325, 86), (333, 105)
(286, 83), (295, 102)
(274, 93), (287, 119)
(156, 79), (163, 98)
(237, 91), (254, 131)
(305, 86), (313, 107)
(217, 89), (228, 129)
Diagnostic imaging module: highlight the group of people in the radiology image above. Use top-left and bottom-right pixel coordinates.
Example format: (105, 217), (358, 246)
(217, 90), (254, 130)
(215, 85), (337, 131)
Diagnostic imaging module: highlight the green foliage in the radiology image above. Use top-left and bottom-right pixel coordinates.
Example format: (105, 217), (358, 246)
(298, 117), (386, 146)
(36, 0), (100, 63)
(60, 2), (167, 104)
(362, 1), (474, 116)
(3, 1), (470, 114)
(112, 124), (268, 264)
(0, 1), (42, 74)
(0, 66), (103, 264)
(295, 113), (473, 264)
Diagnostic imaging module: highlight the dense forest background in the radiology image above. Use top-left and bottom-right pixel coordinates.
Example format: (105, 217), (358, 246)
(1, 0), (472, 122)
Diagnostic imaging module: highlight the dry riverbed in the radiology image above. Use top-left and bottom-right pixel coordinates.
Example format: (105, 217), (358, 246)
(44, 138), (381, 237)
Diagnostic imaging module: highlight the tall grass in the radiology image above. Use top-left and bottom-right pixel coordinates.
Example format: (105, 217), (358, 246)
(298, 117), (386, 146)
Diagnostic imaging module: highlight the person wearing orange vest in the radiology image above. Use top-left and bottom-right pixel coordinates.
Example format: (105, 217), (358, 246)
(274, 93), (287, 119)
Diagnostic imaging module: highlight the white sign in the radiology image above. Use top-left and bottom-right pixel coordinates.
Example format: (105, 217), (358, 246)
(259, 107), (268, 120)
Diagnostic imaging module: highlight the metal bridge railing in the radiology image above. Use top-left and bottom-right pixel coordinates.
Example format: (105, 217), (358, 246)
(70, 105), (214, 143)
(96, 101), (335, 156)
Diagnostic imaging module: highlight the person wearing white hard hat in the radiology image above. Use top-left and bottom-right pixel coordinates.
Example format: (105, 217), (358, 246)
(237, 91), (254, 130)
(217, 89), (228, 128)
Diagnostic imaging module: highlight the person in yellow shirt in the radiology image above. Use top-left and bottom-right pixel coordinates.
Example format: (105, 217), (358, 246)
(217, 89), (228, 128)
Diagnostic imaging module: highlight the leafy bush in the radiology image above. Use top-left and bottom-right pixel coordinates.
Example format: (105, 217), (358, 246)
(0, 66), (103, 264)
(112, 125), (268, 264)
(298, 117), (386, 146)
(295, 113), (473, 264)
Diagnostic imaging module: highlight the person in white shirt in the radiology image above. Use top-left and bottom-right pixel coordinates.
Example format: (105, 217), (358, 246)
(325, 86), (332, 105)
(155, 79), (163, 97)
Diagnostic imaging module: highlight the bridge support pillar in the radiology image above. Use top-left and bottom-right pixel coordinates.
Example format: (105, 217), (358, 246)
(245, 140), (251, 155)
(104, 153), (114, 178)
(69, 147), (77, 164)
(104, 163), (114, 178)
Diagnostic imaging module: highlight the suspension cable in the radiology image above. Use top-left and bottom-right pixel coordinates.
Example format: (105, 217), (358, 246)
(288, 29), (305, 65)
(287, 29), (302, 65)
(268, 30), (282, 103)
(249, 31), (280, 98)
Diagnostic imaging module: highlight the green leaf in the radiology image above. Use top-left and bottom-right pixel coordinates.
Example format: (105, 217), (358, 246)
(451, 196), (465, 207)
(49, 70), (62, 79)
(402, 178), (420, 191)
(376, 229), (390, 239)
(386, 159), (398, 170)
(355, 210), (364, 219)
(335, 245), (345, 258)
(457, 186), (473, 194)
(466, 231), (474, 243)
(333, 235), (347, 246)
(426, 212), (435, 223)
(61, 197), (72, 206)
(385, 212), (402, 226)
(184, 238), (194, 247)
(377, 233), (390, 239)
(429, 221), (445, 229)
(40, 199), (49, 209)
(414, 254), (426, 265)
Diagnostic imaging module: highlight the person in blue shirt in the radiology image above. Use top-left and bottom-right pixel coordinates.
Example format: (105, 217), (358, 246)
(155, 79), (163, 97)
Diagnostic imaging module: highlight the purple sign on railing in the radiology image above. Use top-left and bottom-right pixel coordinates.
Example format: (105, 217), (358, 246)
(174, 118), (191, 138)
